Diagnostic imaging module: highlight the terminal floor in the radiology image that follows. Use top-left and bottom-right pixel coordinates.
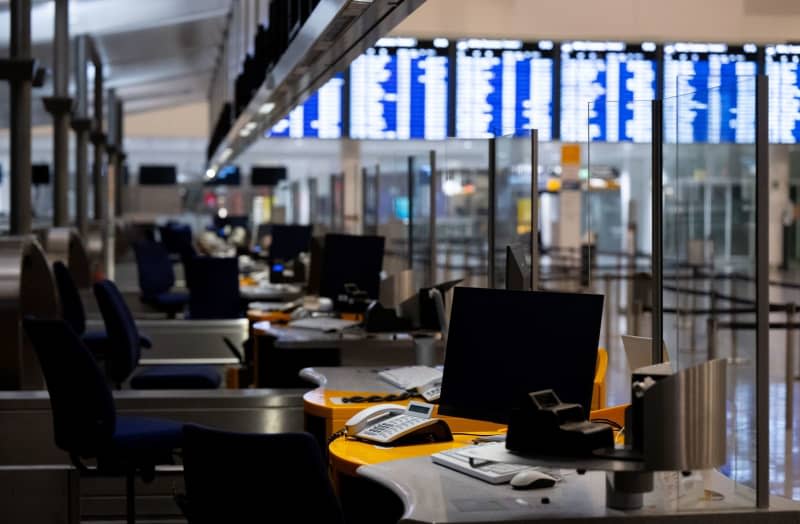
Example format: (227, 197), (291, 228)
(111, 257), (800, 502)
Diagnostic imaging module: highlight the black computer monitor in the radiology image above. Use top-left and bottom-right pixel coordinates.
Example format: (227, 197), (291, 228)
(32, 164), (50, 185)
(417, 279), (463, 330)
(139, 165), (176, 185)
(319, 234), (385, 306)
(269, 224), (312, 261)
(438, 287), (603, 424)
(505, 245), (528, 291)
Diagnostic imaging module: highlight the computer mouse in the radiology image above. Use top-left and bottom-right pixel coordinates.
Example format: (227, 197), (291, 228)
(509, 470), (557, 490)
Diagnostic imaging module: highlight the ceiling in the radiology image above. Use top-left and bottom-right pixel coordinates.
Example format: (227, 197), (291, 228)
(0, 0), (232, 127)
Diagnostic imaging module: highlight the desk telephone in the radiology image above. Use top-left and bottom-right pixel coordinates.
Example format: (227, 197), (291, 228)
(344, 401), (453, 445)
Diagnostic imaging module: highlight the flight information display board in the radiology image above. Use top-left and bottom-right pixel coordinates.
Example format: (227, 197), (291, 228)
(349, 38), (449, 140)
(560, 41), (657, 143)
(663, 43), (758, 143)
(455, 39), (554, 139)
(268, 73), (345, 138)
(766, 45), (800, 143)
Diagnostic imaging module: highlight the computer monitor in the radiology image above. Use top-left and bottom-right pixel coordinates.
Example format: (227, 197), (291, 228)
(319, 234), (385, 306)
(32, 164), (50, 185)
(139, 165), (176, 185)
(269, 224), (312, 261)
(505, 245), (528, 291)
(438, 287), (604, 423)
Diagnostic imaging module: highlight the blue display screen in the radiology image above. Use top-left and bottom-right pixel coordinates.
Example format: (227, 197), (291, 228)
(560, 41), (657, 143)
(349, 38), (449, 140)
(766, 45), (800, 143)
(455, 39), (554, 139)
(268, 73), (344, 138)
(393, 196), (410, 220)
(663, 43), (758, 143)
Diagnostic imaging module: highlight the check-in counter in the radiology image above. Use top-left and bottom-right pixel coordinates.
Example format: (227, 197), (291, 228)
(0, 388), (306, 520)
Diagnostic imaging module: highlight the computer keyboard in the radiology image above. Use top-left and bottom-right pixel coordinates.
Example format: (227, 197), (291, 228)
(288, 317), (360, 332)
(431, 446), (532, 484)
(377, 366), (443, 390)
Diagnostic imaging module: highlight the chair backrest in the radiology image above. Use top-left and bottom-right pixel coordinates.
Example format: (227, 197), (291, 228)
(53, 261), (86, 335)
(93, 280), (141, 384)
(159, 222), (193, 255)
(22, 317), (116, 458)
(187, 257), (242, 319)
(133, 241), (175, 297)
(182, 425), (344, 524)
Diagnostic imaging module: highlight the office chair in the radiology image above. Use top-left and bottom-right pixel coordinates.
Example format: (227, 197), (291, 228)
(133, 240), (189, 318)
(186, 256), (243, 319)
(159, 221), (193, 257)
(23, 317), (184, 524)
(52, 261), (152, 358)
(591, 348), (609, 411)
(94, 279), (221, 389)
(181, 424), (344, 524)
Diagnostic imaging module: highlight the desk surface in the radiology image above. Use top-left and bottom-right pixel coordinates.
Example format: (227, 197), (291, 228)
(359, 457), (800, 523)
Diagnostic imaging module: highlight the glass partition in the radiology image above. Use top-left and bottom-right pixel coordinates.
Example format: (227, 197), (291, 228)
(410, 152), (433, 285)
(664, 76), (758, 510)
(440, 139), (490, 288)
(587, 99), (653, 407)
(362, 166), (379, 236)
(376, 156), (411, 277)
(495, 134), (534, 290)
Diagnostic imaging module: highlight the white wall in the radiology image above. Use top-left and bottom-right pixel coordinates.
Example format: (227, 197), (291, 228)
(393, 0), (800, 43)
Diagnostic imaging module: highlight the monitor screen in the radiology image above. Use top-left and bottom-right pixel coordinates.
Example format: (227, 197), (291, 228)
(766, 44), (800, 143)
(560, 41), (657, 143)
(663, 42), (758, 143)
(505, 245), (527, 291)
(269, 224), (313, 261)
(456, 39), (555, 139)
(393, 196), (410, 220)
(438, 287), (603, 423)
(349, 38), (449, 140)
(251, 166), (287, 186)
(319, 234), (385, 305)
(32, 164), (50, 185)
(267, 73), (344, 138)
(139, 165), (176, 185)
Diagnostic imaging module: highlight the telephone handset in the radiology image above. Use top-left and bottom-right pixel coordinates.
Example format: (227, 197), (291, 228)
(344, 401), (453, 445)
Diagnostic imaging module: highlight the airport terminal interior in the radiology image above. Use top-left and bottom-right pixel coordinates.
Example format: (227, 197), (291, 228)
(6, 0), (800, 522)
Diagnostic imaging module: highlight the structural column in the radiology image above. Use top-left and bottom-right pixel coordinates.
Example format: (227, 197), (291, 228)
(9, 0), (33, 235)
(42, 0), (71, 227)
(91, 62), (105, 222)
(72, 35), (91, 238)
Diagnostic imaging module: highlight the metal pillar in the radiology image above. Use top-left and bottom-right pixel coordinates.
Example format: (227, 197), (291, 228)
(104, 90), (119, 281)
(43, 0), (71, 227)
(91, 62), (105, 222)
(9, 0), (33, 235)
(755, 73), (770, 509)
(407, 156), (414, 270)
(115, 98), (124, 217)
(428, 150), (437, 287)
(531, 130), (539, 290)
(651, 99), (663, 365)
(488, 138), (496, 289)
(72, 36), (91, 238)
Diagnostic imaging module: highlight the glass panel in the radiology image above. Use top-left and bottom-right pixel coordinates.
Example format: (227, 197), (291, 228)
(586, 99), (653, 408)
(440, 139), (490, 288)
(362, 166), (379, 236)
(495, 133), (533, 290)
(376, 156), (410, 277)
(410, 152), (433, 285)
(665, 76), (757, 510)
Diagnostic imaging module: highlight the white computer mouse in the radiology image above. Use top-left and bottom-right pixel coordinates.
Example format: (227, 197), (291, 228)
(509, 469), (557, 490)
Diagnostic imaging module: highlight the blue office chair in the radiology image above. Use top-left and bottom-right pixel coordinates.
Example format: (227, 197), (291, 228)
(23, 317), (184, 524)
(133, 240), (189, 318)
(181, 424), (344, 524)
(53, 261), (152, 358)
(159, 221), (193, 257)
(186, 256), (243, 319)
(94, 279), (221, 389)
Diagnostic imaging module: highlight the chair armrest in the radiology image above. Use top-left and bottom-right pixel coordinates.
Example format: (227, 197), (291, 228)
(139, 334), (153, 349)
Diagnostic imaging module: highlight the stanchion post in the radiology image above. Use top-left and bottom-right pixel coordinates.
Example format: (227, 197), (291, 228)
(604, 274), (612, 352)
(785, 303), (795, 447)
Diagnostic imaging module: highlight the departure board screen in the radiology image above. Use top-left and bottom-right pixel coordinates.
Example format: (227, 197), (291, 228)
(766, 45), (800, 143)
(663, 43), (758, 143)
(268, 73), (344, 138)
(560, 41), (657, 143)
(349, 38), (449, 140)
(455, 39), (554, 139)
